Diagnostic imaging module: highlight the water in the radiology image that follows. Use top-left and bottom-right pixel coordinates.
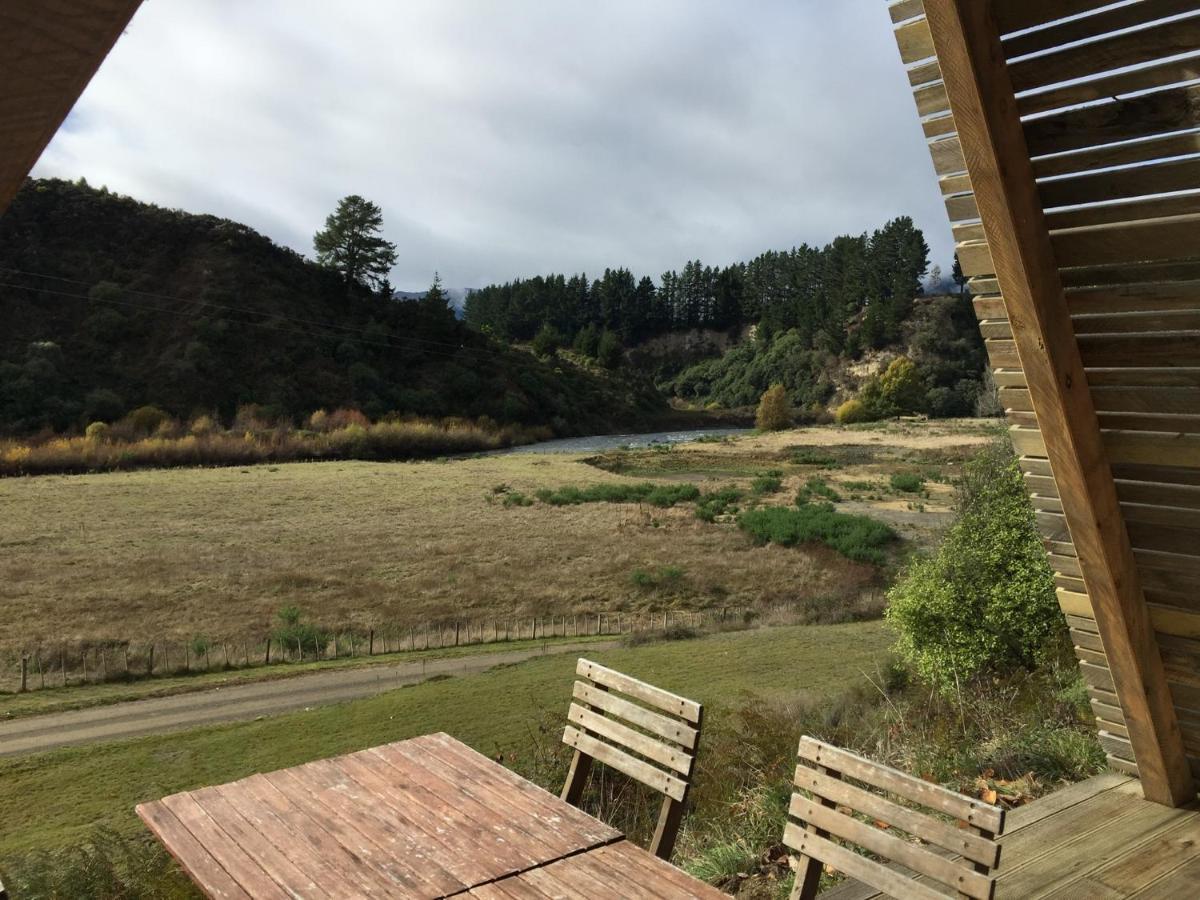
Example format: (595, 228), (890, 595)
(501, 427), (751, 455)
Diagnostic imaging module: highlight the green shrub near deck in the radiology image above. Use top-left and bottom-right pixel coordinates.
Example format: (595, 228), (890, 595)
(887, 441), (1060, 692)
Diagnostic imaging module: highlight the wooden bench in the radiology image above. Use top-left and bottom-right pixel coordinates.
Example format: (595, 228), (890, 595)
(560, 657), (703, 861)
(785, 736), (1005, 900)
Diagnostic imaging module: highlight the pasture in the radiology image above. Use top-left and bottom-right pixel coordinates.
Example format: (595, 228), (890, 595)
(0, 420), (997, 655)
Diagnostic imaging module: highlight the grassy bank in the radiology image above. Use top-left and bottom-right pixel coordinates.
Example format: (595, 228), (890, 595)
(0, 622), (891, 858)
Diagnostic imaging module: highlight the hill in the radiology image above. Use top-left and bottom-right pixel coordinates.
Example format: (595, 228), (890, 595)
(0, 179), (666, 437)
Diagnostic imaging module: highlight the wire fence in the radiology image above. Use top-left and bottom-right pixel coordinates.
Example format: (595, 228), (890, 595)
(5, 606), (755, 694)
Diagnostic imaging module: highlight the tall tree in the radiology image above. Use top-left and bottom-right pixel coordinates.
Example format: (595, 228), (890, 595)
(313, 195), (398, 290)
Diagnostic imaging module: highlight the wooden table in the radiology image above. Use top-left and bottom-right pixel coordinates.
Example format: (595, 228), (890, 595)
(137, 731), (725, 899)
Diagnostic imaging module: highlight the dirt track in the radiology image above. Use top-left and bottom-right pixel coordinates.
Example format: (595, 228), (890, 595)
(0, 639), (618, 758)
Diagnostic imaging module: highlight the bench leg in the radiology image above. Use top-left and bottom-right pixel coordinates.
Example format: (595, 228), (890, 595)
(650, 795), (685, 861)
(789, 853), (822, 900)
(560, 749), (593, 805)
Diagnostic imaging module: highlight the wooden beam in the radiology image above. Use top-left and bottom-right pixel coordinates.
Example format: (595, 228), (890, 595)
(0, 1), (143, 216)
(923, 0), (1194, 807)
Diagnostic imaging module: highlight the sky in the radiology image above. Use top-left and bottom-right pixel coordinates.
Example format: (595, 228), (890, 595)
(35, 0), (955, 292)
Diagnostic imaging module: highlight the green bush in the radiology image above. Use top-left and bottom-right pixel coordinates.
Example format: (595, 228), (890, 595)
(737, 503), (896, 564)
(530, 323), (564, 359)
(695, 488), (743, 522)
(750, 474), (783, 495)
(535, 482), (700, 507)
(889, 472), (924, 493)
(796, 476), (840, 503)
(886, 441), (1061, 692)
(834, 398), (870, 424)
(755, 383), (792, 431)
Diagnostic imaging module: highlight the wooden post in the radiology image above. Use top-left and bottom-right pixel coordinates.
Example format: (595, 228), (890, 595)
(924, 0), (1194, 807)
(123, 644), (130, 674)
(148, 643), (155, 675)
(264, 637), (271, 665)
(19, 656), (27, 693)
(369, 628), (375, 656)
(37, 651), (44, 689)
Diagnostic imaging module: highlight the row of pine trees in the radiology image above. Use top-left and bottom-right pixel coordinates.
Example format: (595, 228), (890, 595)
(463, 217), (929, 353)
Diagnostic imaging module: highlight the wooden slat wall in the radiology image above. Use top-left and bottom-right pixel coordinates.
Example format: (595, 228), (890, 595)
(890, 0), (1200, 785)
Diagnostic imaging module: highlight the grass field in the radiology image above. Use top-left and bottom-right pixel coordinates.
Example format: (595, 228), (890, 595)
(0, 621), (892, 859)
(0, 420), (996, 656)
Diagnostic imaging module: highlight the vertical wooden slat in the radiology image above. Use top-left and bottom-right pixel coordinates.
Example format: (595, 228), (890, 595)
(922, 0), (1194, 807)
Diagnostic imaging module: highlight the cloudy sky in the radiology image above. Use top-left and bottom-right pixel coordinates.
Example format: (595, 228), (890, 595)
(35, 0), (953, 292)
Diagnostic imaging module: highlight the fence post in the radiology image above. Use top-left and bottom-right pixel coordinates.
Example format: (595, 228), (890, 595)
(19, 656), (28, 693)
(265, 637), (271, 665)
(295, 636), (302, 661)
(148, 643), (155, 675)
(455, 622), (460, 646)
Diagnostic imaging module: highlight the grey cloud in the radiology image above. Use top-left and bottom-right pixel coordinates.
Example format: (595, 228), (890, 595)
(35, 0), (953, 292)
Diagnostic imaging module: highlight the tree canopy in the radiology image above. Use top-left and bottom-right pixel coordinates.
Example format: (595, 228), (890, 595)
(313, 195), (398, 290)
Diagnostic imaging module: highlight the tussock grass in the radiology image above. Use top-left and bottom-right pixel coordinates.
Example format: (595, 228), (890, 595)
(533, 482), (700, 507)
(0, 416), (549, 477)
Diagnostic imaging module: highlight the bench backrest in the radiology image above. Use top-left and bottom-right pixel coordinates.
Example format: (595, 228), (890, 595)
(785, 736), (1005, 900)
(560, 657), (702, 860)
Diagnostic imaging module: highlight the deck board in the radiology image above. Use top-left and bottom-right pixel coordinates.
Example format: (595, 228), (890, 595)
(817, 773), (1200, 899)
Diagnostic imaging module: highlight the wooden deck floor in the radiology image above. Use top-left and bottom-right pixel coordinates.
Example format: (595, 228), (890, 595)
(827, 772), (1200, 899)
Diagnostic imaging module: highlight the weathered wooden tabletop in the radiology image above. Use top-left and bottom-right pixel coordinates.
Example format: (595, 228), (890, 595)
(137, 731), (722, 898)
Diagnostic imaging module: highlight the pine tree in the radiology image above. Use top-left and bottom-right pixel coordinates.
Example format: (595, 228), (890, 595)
(313, 195), (398, 290)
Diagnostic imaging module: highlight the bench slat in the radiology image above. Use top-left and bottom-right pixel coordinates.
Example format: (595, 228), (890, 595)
(797, 737), (1004, 833)
(576, 659), (701, 723)
(561, 726), (687, 801)
(789, 797), (994, 900)
(793, 764), (1000, 867)
(782, 822), (948, 900)
(568, 704), (693, 775)
(573, 681), (699, 748)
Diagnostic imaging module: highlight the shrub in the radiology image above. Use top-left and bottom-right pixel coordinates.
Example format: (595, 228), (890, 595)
(535, 482), (700, 508)
(796, 476), (840, 503)
(750, 474), (783, 495)
(82, 388), (124, 424)
(889, 472), (924, 493)
(530, 323), (564, 358)
(887, 441), (1061, 693)
(738, 503), (896, 564)
(188, 414), (218, 436)
(878, 356), (924, 415)
(755, 384), (792, 431)
(84, 421), (110, 442)
(596, 329), (623, 369)
(502, 491), (534, 508)
(630, 565), (687, 591)
(695, 488), (743, 522)
(790, 449), (837, 468)
(834, 398), (870, 424)
(572, 323), (600, 358)
(123, 405), (171, 435)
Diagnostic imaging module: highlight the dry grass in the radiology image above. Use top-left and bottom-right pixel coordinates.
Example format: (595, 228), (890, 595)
(0, 420), (995, 654)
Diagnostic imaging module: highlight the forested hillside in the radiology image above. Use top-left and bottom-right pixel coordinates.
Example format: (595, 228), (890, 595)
(0, 179), (666, 436)
(464, 216), (987, 418)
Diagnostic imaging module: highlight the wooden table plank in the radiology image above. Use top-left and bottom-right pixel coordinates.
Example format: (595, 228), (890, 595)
(370, 743), (560, 864)
(264, 761), (466, 895)
(384, 739), (579, 859)
(136, 801), (252, 900)
(159, 793), (291, 899)
(213, 778), (394, 898)
(241, 770), (445, 894)
(422, 732), (620, 845)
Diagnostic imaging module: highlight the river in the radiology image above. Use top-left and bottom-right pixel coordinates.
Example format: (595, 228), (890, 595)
(500, 427), (752, 455)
